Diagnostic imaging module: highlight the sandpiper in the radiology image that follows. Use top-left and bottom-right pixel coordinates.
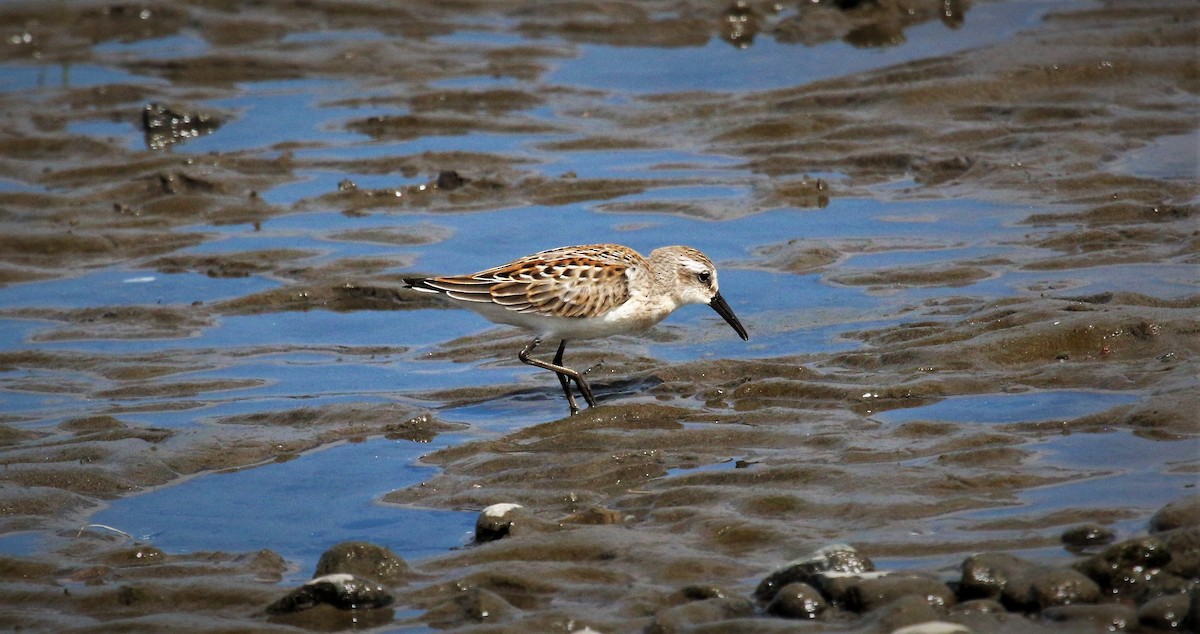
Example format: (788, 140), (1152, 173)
(403, 244), (748, 414)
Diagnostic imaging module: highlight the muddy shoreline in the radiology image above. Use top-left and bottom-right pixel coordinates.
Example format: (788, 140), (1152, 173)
(1, 0), (1198, 632)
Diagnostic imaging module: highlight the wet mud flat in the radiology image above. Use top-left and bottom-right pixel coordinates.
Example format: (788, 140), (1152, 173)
(0, 0), (1198, 632)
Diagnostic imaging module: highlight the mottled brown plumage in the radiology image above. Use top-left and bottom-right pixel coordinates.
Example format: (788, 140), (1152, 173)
(412, 245), (637, 319)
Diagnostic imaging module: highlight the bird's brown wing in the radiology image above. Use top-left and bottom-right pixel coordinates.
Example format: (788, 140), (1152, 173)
(412, 245), (639, 319)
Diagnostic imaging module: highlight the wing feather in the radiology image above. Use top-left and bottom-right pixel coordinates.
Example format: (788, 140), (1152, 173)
(406, 244), (641, 319)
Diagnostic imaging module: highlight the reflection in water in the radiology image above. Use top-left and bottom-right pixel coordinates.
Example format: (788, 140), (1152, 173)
(550, 1), (1059, 93)
(720, 2), (760, 49)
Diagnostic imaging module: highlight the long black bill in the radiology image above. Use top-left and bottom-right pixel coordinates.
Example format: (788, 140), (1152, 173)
(709, 292), (749, 341)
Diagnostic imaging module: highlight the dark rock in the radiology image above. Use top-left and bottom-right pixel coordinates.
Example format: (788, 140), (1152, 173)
(1136, 571), (1195, 604)
(266, 573), (393, 614)
(1150, 495), (1200, 533)
(813, 570), (884, 605)
(435, 170), (467, 191)
(1160, 526), (1200, 562)
(476, 503), (525, 542)
(313, 541), (410, 585)
(1041, 603), (1136, 630)
(959, 552), (1037, 600)
(1164, 545), (1200, 582)
(945, 599), (1011, 633)
(766, 582), (826, 619)
(867, 594), (945, 632)
(845, 572), (957, 613)
(1004, 567), (1101, 610)
(1074, 536), (1171, 597)
(719, 1), (759, 49)
(267, 602), (395, 629)
(1062, 524), (1117, 552)
(237, 549), (287, 582)
(1137, 593), (1192, 630)
(142, 102), (220, 150)
(676, 584), (729, 601)
(1189, 588), (1200, 632)
(755, 543), (874, 602)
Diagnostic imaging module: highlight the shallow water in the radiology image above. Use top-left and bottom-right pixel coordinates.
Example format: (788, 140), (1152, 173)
(874, 390), (1139, 426)
(91, 437), (479, 583)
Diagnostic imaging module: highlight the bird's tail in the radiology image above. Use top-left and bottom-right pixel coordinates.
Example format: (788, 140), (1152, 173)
(401, 278), (442, 294)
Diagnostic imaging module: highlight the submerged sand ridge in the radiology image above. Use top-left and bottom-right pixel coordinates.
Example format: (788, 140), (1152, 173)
(0, 0), (1197, 631)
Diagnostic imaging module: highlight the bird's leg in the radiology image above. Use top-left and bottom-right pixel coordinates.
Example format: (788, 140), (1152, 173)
(553, 340), (598, 411)
(550, 340), (578, 413)
(518, 338), (597, 414)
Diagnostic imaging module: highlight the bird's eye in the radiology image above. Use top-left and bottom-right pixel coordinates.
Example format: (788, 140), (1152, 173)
(697, 271), (711, 283)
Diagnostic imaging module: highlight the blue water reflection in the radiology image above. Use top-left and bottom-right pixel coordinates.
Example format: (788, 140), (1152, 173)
(91, 437), (477, 581)
(546, 1), (1068, 94)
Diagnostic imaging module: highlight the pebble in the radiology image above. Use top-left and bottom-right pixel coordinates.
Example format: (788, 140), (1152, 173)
(755, 543), (874, 602)
(1061, 523), (1116, 552)
(435, 170), (467, 191)
(1150, 494), (1200, 533)
(746, 500), (1200, 631)
(1004, 567), (1101, 610)
(476, 502), (525, 542)
(1074, 535), (1172, 598)
(959, 552), (1031, 600)
(141, 103), (221, 151)
(765, 581), (826, 619)
(1041, 603), (1137, 630)
(844, 572), (957, 612)
(868, 594), (946, 632)
(1136, 593), (1192, 630)
(266, 573), (393, 614)
(314, 541), (410, 585)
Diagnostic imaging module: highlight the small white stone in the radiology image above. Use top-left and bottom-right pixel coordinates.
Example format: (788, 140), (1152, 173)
(482, 503), (523, 518)
(306, 573), (355, 586)
(891, 621), (972, 634)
